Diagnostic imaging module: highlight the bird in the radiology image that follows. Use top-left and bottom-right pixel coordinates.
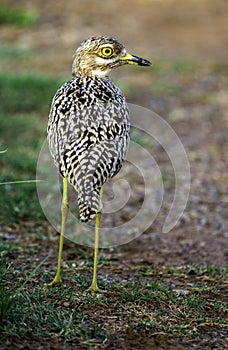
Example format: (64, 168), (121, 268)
(47, 36), (151, 292)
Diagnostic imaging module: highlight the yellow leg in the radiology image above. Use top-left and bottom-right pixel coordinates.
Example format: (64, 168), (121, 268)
(87, 187), (103, 293)
(49, 177), (69, 286)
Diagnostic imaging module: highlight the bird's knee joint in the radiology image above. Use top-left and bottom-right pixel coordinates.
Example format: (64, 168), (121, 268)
(61, 202), (69, 215)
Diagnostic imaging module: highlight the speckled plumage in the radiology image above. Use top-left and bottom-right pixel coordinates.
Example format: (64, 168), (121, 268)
(47, 36), (151, 290)
(48, 37), (131, 222)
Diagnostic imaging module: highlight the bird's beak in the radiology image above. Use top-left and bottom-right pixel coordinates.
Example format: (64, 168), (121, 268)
(120, 53), (152, 66)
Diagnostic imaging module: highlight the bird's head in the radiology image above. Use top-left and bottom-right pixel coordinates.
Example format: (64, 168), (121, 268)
(72, 36), (152, 78)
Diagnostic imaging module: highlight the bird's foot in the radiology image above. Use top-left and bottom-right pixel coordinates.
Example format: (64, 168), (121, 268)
(86, 282), (103, 293)
(48, 274), (62, 287)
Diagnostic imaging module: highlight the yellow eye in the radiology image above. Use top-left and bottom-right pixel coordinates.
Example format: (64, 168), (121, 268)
(101, 47), (114, 57)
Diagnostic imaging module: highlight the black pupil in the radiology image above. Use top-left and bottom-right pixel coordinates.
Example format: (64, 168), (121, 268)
(104, 49), (111, 55)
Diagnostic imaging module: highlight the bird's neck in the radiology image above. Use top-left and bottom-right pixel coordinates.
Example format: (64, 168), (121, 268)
(72, 58), (111, 78)
(73, 70), (111, 81)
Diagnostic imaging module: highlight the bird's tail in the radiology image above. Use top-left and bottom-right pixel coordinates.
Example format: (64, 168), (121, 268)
(78, 187), (100, 222)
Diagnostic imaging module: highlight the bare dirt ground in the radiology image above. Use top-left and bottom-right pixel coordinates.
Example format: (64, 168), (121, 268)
(1, 0), (228, 349)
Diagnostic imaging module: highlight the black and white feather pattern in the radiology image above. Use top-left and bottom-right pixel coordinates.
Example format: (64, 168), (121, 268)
(47, 75), (130, 222)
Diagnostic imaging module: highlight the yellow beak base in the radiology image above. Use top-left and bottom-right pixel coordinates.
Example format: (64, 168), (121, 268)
(120, 53), (152, 66)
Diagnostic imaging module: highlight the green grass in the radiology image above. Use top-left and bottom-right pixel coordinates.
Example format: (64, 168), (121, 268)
(0, 71), (65, 224)
(151, 59), (200, 76)
(150, 81), (181, 96)
(0, 45), (32, 61)
(0, 5), (38, 27)
(0, 237), (227, 348)
(148, 60), (200, 97)
(0, 72), (65, 114)
(130, 127), (155, 148)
